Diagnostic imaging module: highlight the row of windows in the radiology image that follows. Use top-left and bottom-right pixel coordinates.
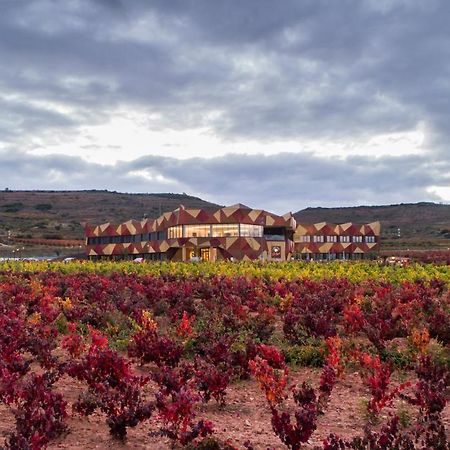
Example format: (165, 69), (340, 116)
(87, 231), (167, 245)
(294, 252), (376, 261)
(168, 224), (264, 239)
(87, 223), (267, 245)
(89, 252), (166, 261)
(298, 235), (376, 243)
(89, 232), (377, 246)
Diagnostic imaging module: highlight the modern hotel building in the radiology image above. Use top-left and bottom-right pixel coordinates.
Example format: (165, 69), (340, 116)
(85, 204), (380, 261)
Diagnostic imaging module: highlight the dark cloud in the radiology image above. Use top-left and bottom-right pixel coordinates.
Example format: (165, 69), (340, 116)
(1, 151), (448, 213)
(0, 1), (449, 141)
(0, 0), (449, 206)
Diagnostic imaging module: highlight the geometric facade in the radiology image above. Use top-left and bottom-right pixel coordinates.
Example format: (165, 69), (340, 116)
(294, 220), (381, 260)
(85, 204), (380, 261)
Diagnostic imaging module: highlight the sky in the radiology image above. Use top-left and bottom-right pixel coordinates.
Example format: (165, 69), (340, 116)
(1, 0), (450, 213)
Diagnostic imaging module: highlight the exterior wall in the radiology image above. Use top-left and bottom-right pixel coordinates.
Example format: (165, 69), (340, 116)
(293, 221), (380, 260)
(84, 204), (381, 261)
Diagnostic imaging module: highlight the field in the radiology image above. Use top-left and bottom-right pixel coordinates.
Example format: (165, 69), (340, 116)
(0, 261), (448, 449)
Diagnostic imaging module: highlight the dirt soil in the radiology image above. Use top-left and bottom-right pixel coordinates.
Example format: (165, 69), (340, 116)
(0, 365), (448, 450)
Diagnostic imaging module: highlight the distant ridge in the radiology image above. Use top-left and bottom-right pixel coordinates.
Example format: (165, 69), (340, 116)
(1, 191), (449, 249)
(0, 190), (221, 240)
(294, 202), (450, 249)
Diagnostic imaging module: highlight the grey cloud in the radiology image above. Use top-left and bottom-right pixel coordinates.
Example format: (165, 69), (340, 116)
(1, 0), (450, 146)
(1, 151), (448, 214)
(1, 0), (450, 206)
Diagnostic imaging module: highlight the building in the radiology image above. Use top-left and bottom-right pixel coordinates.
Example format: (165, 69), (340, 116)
(85, 204), (380, 261)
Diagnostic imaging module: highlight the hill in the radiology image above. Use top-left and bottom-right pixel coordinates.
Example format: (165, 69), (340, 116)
(294, 202), (450, 249)
(1, 192), (449, 251)
(0, 190), (221, 240)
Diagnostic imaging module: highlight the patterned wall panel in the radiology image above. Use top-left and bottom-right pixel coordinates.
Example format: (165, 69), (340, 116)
(85, 205), (380, 260)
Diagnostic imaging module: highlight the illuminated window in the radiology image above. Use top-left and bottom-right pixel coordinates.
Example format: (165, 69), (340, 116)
(340, 235), (350, 243)
(184, 224), (211, 237)
(211, 224), (239, 237)
(168, 226), (183, 239)
(239, 224), (263, 237)
(313, 235), (324, 243)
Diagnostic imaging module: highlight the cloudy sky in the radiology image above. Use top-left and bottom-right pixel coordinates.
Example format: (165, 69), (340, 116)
(1, 0), (450, 213)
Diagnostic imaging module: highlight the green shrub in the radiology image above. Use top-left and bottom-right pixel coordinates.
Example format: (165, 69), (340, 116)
(2, 202), (24, 213)
(282, 342), (325, 367)
(35, 203), (53, 211)
(54, 313), (69, 335)
(382, 348), (413, 369)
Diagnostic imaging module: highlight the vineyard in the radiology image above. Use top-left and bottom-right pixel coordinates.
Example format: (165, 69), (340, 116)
(0, 261), (448, 449)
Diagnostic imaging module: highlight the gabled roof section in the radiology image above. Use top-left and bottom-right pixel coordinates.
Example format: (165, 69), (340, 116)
(88, 205), (377, 237)
(295, 221), (381, 237)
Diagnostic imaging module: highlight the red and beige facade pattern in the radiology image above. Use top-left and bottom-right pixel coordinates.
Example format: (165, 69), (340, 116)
(294, 221), (380, 260)
(85, 204), (380, 261)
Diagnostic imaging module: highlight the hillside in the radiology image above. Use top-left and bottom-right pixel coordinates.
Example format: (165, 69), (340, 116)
(295, 202), (450, 249)
(1, 192), (449, 251)
(0, 190), (221, 240)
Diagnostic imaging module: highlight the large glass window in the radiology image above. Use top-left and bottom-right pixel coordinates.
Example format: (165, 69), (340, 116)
(264, 227), (285, 241)
(312, 235), (324, 243)
(168, 223), (265, 238)
(211, 224), (239, 237)
(184, 224), (211, 237)
(240, 224), (263, 237)
(340, 235), (350, 243)
(326, 235), (338, 243)
(168, 226), (182, 239)
(352, 236), (363, 243)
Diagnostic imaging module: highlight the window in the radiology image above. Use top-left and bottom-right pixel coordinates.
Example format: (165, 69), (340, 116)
(312, 235), (324, 243)
(352, 236), (363, 243)
(327, 235), (338, 243)
(340, 236), (350, 243)
(240, 224), (263, 237)
(299, 235), (311, 242)
(264, 227), (285, 241)
(365, 236), (376, 243)
(168, 226), (182, 239)
(211, 224), (239, 237)
(184, 224), (211, 237)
